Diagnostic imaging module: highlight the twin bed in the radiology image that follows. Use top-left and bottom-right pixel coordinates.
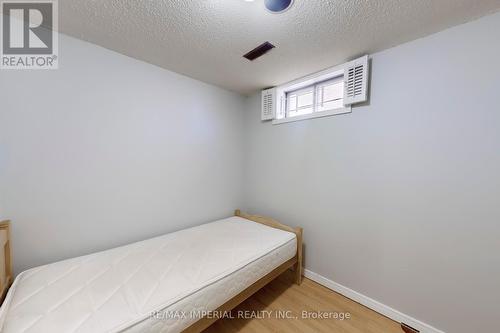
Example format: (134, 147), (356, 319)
(0, 210), (303, 333)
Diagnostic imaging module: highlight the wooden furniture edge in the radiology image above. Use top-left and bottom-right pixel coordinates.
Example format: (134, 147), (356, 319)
(235, 209), (303, 285)
(0, 220), (12, 305)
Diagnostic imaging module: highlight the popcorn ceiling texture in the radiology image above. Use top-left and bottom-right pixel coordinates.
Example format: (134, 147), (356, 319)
(59, 0), (500, 94)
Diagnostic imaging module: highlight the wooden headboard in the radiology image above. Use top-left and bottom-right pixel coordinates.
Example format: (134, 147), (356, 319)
(0, 220), (12, 303)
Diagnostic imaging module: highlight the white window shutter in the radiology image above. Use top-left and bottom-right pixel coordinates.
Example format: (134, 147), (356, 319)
(343, 55), (369, 106)
(261, 88), (276, 120)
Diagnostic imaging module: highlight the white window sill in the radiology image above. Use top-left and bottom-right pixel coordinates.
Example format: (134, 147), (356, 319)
(272, 107), (352, 125)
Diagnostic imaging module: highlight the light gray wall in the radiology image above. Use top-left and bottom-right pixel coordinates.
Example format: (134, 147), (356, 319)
(242, 12), (500, 333)
(0, 33), (245, 274)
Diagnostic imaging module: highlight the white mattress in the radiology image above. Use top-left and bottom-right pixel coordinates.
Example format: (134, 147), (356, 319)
(0, 217), (296, 333)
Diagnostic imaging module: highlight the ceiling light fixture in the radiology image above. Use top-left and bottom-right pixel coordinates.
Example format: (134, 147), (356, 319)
(264, 0), (293, 13)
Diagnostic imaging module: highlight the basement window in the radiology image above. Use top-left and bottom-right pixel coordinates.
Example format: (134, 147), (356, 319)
(286, 77), (345, 118)
(273, 65), (352, 124)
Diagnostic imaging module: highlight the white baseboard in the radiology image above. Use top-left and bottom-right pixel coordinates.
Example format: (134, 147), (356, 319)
(303, 269), (445, 333)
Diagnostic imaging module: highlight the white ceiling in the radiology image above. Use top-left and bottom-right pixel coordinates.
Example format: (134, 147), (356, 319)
(60, 0), (500, 95)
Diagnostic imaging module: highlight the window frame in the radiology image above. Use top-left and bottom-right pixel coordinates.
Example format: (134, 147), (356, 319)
(285, 85), (315, 117)
(273, 63), (351, 125)
(315, 76), (345, 112)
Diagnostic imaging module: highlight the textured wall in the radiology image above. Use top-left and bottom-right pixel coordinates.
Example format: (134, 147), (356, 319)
(242, 12), (500, 333)
(0, 34), (245, 274)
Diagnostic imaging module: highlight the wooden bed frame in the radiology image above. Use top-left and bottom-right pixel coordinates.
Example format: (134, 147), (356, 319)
(0, 212), (302, 332)
(0, 220), (12, 304)
(183, 210), (303, 333)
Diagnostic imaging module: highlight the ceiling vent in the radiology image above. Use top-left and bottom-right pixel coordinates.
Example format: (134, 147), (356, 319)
(243, 42), (275, 61)
(344, 55), (369, 105)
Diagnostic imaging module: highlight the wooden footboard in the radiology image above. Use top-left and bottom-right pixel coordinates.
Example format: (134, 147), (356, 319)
(183, 210), (303, 333)
(0, 220), (12, 304)
(234, 209), (303, 285)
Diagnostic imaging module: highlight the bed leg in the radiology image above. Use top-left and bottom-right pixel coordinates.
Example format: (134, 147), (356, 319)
(294, 227), (303, 285)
